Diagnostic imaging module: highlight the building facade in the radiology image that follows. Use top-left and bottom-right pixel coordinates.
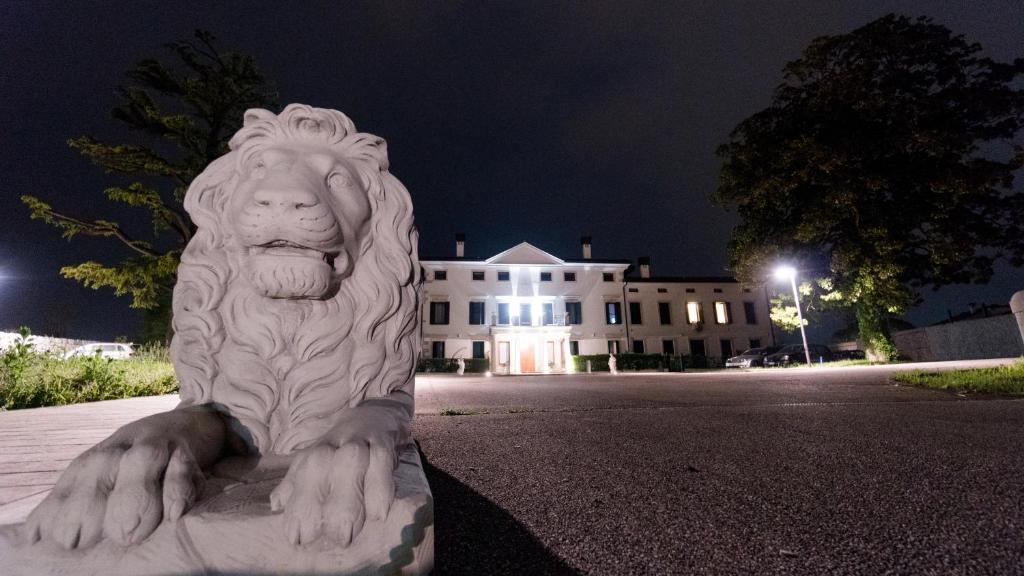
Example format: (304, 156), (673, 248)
(420, 237), (775, 374)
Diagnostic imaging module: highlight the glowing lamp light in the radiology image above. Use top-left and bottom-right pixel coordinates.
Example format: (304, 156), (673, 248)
(774, 266), (797, 281)
(484, 371), (492, 378)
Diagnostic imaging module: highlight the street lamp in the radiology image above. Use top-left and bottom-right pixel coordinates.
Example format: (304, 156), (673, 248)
(775, 265), (813, 367)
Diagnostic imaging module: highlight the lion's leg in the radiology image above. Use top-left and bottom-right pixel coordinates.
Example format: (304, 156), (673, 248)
(24, 405), (228, 549)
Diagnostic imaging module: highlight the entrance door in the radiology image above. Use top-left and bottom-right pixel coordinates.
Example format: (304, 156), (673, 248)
(520, 341), (536, 373)
(720, 339), (733, 358)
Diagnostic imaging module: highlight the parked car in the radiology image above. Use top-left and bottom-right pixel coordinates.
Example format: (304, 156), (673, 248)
(764, 344), (833, 367)
(725, 346), (781, 368)
(63, 342), (134, 360)
(832, 349), (867, 361)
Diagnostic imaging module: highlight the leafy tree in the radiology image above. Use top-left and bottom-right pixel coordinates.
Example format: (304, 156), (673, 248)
(23, 31), (277, 342)
(715, 14), (1024, 360)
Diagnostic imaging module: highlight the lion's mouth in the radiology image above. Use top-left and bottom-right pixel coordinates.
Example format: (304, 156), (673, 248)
(251, 240), (337, 269)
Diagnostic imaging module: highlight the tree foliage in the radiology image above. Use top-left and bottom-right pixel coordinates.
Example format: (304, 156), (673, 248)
(715, 14), (1024, 359)
(23, 31), (276, 341)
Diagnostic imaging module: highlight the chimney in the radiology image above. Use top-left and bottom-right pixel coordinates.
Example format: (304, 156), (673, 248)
(638, 256), (651, 279)
(455, 233), (465, 258)
(581, 236), (592, 260)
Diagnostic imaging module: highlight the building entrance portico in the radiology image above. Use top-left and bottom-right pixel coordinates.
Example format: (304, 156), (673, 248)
(491, 325), (572, 374)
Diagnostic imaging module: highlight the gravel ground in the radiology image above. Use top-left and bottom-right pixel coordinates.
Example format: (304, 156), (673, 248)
(414, 360), (1024, 575)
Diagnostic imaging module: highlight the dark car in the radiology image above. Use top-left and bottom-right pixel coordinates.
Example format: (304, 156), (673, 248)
(725, 346), (781, 368)
(764, 344), (833, 367)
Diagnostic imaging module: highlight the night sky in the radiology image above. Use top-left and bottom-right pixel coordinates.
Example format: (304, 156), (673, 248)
(2, 1), (1023, 342)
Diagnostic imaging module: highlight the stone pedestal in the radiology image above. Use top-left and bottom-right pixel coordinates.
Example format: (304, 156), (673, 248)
(0, 446), (433, 575)
(1012, 290), (1024, 350)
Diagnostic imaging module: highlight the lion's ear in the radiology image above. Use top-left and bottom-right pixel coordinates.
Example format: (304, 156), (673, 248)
(184, 153), (235, 230)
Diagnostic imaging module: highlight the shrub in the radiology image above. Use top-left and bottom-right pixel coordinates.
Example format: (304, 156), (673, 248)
(0, 347), (178, 410)
(571, 353), (691, 372)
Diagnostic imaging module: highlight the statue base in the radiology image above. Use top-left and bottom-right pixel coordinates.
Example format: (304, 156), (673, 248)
(0, 445), (433, 575)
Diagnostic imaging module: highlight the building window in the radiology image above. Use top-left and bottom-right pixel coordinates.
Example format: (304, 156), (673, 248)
(565, 301), (582, 325)
(564, 272), (576, 282)
(434, 270), (447, 281)
(686, 301), (702, 324)
(519, 303), (532, 326)
(542, 302), (554, 325)
(662, 339), (675, 355)
(603, 272), (615, 282)
(714, 301), (731, 324)
(497, 302), (510, 325)
(743, 288), (752, 293)
(657, 288), (668, 293)
(469, 301), (485, 325)
(628, 302), (642, 324)
(628, 288), (639, 293)
(472, 271), (485, 281)
(749, 338), (761, 349)
(540, 272), (552, 282)
(607, 340), (619, 354)
(569, 340), (579, 356)
(429, 301), (450, 325)
(499, 341), (510, 364)
(605, 302), (622, 325)
(720, 339), (733, 358)
(498, 271), (510, 281)
(431, 341), (445, 358)
(472, 341), (485, 359)
(744, 301), (758, 325)
(685, 288), (695, 293)
(632, 339), (645, 353)
(713, 288), (723, 293)
(658, 302), (672, 325)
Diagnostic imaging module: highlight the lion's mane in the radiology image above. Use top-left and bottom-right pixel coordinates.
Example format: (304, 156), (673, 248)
(170, 104), (421, 454)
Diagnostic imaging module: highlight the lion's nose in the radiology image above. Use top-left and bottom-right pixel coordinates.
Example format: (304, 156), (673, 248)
(252, 187), (320, 212)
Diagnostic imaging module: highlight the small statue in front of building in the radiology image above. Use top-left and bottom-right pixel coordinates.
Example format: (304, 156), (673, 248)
(608, 353), (618, 375)
(457, 357), (465, 375)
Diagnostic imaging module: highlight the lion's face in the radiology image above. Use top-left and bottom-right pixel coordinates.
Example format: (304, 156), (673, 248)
(226, 142), (372, 300)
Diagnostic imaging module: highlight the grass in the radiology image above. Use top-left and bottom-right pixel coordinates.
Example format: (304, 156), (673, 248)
(892, 360), (1024, 395)
(439, 407), (485, 416)
(0, 346), (178, 410)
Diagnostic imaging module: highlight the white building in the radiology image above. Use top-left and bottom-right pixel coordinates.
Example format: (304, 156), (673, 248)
(420, 236), (775, 374)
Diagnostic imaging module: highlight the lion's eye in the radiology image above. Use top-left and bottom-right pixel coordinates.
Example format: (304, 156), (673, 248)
(328, 172), (355, 191)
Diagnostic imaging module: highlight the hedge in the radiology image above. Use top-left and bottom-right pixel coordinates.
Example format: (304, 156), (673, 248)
(416, 358), (490, 373)
(571, 353), (698, 372)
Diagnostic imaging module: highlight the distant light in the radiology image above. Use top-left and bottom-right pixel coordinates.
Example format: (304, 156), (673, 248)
(484, 371), (492, 378)
(774, 266), (797, 281)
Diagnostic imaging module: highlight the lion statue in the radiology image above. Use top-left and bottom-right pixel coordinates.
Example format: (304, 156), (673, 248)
(12, 105), (429, 573)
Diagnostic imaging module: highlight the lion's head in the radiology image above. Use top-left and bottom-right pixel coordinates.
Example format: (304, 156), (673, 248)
(170, 104), (421, 455)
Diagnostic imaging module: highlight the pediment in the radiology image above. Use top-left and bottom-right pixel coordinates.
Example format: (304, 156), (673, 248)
(485, 242), (564, 265)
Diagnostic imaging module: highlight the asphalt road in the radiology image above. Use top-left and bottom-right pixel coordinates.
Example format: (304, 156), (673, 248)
(413, 360), (1024, 575)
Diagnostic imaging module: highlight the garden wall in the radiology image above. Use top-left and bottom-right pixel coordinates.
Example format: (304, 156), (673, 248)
(892, 313), (1024, 362)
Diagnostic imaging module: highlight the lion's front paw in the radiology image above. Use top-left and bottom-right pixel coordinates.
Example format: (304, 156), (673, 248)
(269, 439), (397, 547)
(23, 441), (204, 549)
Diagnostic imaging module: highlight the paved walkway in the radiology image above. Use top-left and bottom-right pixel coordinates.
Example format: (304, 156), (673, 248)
(1, 358), (1021, 574)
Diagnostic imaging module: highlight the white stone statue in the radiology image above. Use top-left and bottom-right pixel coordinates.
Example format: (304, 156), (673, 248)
(0, 105), (433, 575)
(456, 357), (465, 375)
(608, 353), (618, 375)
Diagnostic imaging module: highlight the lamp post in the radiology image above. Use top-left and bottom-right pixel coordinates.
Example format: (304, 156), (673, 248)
(775, 266), (812, 367)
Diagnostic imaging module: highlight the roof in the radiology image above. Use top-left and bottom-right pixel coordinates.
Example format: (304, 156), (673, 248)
(421, 241), (631, 266)
(627, 276), (740, 284)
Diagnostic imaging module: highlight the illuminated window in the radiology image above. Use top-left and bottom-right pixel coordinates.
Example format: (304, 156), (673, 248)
(606, 302), (622, 325)
(714, 301), (731, 324)
(686, 302), (701, 324)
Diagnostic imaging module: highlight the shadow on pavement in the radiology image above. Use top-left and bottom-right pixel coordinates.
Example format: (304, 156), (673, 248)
(419, 445), (579, 575)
